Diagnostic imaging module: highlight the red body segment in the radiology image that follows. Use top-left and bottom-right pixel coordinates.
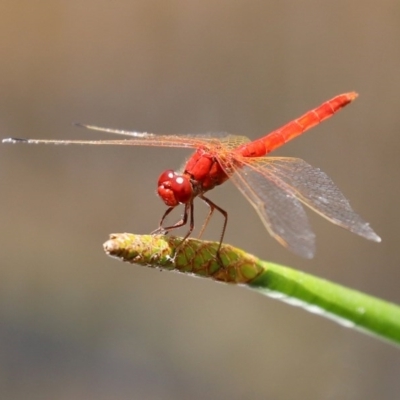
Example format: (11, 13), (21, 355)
(183, 149), (229, 193)
(235, 92), (357, 158)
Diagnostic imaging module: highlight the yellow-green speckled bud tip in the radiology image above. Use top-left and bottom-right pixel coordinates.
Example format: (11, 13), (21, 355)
(103, 233), (264, 284)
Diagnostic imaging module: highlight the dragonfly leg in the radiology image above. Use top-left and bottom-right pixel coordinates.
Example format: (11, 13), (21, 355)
(151, 206), (176, 235)
(199, 195), (228, 265)
(152, 202), (194, 240)
(197, 203), (215, 239)
(159, 202), (195, 259)
(178, 202), (195, 242)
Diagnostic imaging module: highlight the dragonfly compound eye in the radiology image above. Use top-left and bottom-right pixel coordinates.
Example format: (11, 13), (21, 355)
(157, 170), (193, 206)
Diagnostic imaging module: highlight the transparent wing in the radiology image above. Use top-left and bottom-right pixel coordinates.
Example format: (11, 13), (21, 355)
(227, 156), (380, 256)
(227, 163), (316, 258)
(3, 124), (250, 150)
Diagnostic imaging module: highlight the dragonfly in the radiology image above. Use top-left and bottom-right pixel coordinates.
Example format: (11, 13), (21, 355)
(3, 92), (380, 258)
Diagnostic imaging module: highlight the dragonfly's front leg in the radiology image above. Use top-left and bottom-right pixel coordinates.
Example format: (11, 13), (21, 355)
(151, 203), (192, 237)
(151, 202), (195, 261)
(151, 206), (176, 235)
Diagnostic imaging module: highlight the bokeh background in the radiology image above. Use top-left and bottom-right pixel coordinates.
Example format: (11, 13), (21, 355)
(1, 2), (399, 399)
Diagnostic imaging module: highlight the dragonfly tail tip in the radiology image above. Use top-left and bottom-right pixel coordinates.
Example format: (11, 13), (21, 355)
(349, 92), (359, 101)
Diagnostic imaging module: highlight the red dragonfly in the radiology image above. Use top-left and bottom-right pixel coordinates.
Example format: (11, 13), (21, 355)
(3, 92), (380, 258)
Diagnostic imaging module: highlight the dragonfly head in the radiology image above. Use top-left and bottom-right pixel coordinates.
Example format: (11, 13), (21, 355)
(157, 170), (193, 206)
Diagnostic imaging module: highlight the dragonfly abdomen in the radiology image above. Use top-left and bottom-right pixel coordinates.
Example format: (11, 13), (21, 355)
(235, 92), (358, 158)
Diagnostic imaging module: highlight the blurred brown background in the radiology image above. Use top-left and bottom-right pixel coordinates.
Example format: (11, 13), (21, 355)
(1, 1), (399, 399)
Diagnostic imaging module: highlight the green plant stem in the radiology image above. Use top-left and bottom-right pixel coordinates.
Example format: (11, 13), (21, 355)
(104, 233), (400, 347)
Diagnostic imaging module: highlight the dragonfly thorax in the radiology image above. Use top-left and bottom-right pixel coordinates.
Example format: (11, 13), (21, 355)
(157, 170), (193, 206)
